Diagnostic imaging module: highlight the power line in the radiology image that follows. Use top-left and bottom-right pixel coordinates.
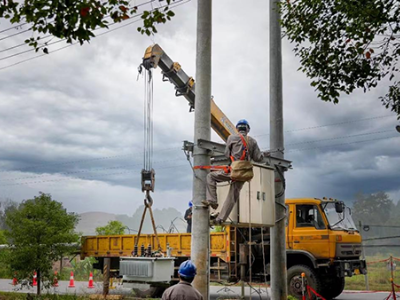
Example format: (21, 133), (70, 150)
(0, 0), (188, 71)
(1, 131), (398, 186)
(2, 133), (399, 186)
(253, 114), (395, 139)
(0, 0), (155, 43)
(285, 115), (396, 133)
(258, 128), (395, 149)
(363, 235), (400, 241)
(0, 27), (31, 41)
(0, 162), (189, 187)
(0, 43), (70, 71)
(0, 35), (52, 54)
(363, 224), (400, 228)
(363, 245), (400, 248)
(0, 38), (66, 61)
(285, 134), (400, 152)
(284, 129), (394, 147)
(0, 144), (182, 174)
(0, 125), (397, 176)
(0, 156), (183, 183)
(0, 22), (28, 34)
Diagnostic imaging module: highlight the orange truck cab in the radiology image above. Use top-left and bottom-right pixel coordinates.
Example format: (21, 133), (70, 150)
(285, 198), (366, 299)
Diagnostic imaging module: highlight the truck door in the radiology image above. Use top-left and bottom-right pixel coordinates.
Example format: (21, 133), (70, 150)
(291, 204), (330, 258)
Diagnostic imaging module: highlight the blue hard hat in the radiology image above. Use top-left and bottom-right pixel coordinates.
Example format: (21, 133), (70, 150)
(189, 201), (193, 207)
(178, 260), (197, 278)
(236, 119), (250, 130)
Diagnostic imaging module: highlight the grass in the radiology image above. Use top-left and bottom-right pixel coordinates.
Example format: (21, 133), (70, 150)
(345, 255), (400, 291)
(0, 292), (88, 300)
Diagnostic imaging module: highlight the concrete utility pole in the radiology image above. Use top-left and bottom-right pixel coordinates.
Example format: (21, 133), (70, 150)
(103, 257), (111, 296)
(191, 0), (212, 299)
(269, 0), (288, 299)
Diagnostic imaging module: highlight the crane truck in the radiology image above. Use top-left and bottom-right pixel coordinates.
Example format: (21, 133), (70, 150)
(80, 44), (367, 299)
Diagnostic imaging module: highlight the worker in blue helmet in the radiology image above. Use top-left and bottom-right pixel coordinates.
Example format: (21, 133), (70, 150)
(203, 119), (269, 224)
(184, 201), (193, 233)
(162, 260), (203, 300)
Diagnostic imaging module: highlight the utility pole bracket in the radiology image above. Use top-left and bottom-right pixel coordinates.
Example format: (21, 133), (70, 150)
(183, 139), (292, 170)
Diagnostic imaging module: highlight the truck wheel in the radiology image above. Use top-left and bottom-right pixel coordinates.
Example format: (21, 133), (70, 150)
(132, 285), (165, 297)
(322, 276), (345, 299)
(287, 265), (321, 300)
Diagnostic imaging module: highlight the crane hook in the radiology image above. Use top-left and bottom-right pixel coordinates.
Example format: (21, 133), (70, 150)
(144, 191), (153, 207)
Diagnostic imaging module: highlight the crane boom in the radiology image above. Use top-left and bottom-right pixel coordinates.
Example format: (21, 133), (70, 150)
(141, 44), (237, 142)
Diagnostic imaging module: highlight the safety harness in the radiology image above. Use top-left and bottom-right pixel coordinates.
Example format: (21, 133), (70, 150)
(194, 134), (249, 173)
(231, 134), (249, 162)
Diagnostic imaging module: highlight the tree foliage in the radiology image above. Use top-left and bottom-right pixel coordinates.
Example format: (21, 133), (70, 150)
(0, 199), (18, 230)
(352, 191), (394, 225)
(95, 220), (125, 235)
(5, 192), (79, 295)
(0, 0), (176, 51)
(280, 0), (400, 117)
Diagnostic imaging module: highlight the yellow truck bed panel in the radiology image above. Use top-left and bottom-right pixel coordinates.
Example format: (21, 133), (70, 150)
(81, 231), (230, 262)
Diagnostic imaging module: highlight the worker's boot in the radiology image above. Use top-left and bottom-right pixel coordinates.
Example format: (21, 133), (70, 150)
(210, 211), (219, 220)
(211, 218), (223, 226)
(201, 200), (219, 210)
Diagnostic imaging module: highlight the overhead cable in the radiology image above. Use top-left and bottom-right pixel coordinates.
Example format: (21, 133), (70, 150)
(253, 114), (395, 138)
(0, 162), (189, 187)
(0, 22), (28, 34)
(0, 0), (190, 71)
(285, 134), (400, 152)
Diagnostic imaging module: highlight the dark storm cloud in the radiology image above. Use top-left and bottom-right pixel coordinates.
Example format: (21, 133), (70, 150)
(0, 0), (399, 214)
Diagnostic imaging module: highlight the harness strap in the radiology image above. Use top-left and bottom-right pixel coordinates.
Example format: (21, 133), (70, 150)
(194, 165), (231, 174)
(195, 134), (249, 173)
(231, 134), (248, 162)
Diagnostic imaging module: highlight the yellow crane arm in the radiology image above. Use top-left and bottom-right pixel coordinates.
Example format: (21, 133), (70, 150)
(142, 44), (237, 142)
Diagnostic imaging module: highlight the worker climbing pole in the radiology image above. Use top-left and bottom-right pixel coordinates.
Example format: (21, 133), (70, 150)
(133, 65), (161, 256)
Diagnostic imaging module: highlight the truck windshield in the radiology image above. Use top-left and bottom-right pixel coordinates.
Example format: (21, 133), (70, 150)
(323, 203), (357, 231)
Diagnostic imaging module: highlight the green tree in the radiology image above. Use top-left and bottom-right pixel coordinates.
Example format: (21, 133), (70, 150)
(0, 0), (176, 51)
(279, 0), (400, 117)
(352, 191), (394, 225)
(5, 192), (79, 295)
(0, 200), (18, 230)
(388, 199), (400, 225)
(96, 220), (126, 235)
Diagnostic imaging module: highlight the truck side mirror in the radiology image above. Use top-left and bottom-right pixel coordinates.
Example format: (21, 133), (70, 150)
(335, 202), (344, 213)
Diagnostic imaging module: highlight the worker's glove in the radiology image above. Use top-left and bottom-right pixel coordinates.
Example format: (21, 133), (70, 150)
(263, 151), (271, 157)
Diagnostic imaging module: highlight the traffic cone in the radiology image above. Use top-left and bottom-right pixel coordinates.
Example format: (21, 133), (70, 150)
(12, 273), (17, 286)
(68, 271), (75, 288)
(32, 271), (37, 286)
(53, 271), (59, 287)
(87, 272), (94, 288)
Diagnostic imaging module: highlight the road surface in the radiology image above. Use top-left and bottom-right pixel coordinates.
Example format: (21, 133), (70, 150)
(0, 279), (395, 300)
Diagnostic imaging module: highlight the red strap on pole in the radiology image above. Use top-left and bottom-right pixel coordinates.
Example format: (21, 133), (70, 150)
(194, 165), (231, 173)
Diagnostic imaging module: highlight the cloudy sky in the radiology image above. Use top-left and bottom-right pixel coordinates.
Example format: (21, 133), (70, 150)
(0, 0), (399, 217)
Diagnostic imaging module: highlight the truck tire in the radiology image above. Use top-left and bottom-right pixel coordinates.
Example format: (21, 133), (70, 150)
(287, 265), (321, 300)
(322, 276), (345, 299)
(132, 285), (166, 297)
